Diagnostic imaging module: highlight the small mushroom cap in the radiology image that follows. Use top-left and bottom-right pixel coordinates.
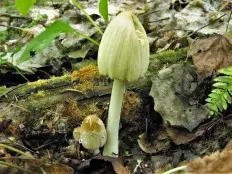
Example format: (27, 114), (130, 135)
(98, 11), (149, 82)
(79, 115), (107, 150)
(73, 127), (81, 142)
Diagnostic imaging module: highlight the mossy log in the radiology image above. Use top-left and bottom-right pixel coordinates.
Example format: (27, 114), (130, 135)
(0, 48), (187, 133)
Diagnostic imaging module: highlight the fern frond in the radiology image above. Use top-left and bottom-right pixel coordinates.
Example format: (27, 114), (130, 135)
(219, 67), (232, 76)
(206, 66), (232, 115)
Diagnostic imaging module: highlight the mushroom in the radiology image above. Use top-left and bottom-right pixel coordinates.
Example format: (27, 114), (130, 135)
(73, 114), (107, 155)
(97, 11), (149, 157)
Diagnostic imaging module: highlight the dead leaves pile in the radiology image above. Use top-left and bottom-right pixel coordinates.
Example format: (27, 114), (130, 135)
(186, 140), (232, 173)
(188, 35), (232, 80)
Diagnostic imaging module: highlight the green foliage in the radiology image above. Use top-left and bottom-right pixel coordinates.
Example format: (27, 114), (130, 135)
(151, 48), (188, 63)
(15, 0), (36, 15)
(3, 0), (102, 68)
(17, 20), (73, 64)
(16, 20), (99, 64)
(206, 66), (232, 115)
(0, 30), (8, 41)
(99, 0), (108, 23)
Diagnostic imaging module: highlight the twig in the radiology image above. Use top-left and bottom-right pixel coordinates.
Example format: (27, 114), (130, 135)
(0, 83), (26, 99)
(148, 17), (170, 23)
(0, 24), (25, 32)
(0, 143), (27, 156)
(189, 13), (227, 37)
(226, 11), (232, 32)
(163, 165), (187, 174)
(0, 13), (47, 28)
(0, 13), (33, 21)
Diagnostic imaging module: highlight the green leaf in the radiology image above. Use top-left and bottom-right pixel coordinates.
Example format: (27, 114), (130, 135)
(221, 95), (227, 110)
(209, 110), (214, 115)
(17, 19), (99, 64)
(99, 0), (108, 23)
(213, 82), (228, 89)
(15, 0), (36, 15)
(208, 93), (219, 99)
(219, 67), (232, 76)
(205, 98), (212, 102)
(224, 92), (231, 104)
(0, 53), (7, 65)
(207, 103), (218, 113)
(16, 20), (75, 64)
(214, 76), (232, 83)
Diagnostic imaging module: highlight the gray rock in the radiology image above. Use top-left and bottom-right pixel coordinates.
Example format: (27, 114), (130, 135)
(150, 64), (208, 131)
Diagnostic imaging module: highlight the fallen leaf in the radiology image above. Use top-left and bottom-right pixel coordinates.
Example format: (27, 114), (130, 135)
(165, 117), (218, 145)
(137, 128), (170, 153)
(75, 156), (130, 174)
(42, 164), (74, 174)
(0, 119), (12, 133)
(188, 35), (232, 80)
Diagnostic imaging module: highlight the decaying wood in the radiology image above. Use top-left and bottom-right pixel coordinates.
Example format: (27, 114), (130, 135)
(0, 48), (187, 136)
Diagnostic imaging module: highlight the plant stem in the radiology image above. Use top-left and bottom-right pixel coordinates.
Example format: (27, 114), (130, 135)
(73, 30), (99, 46)
(163, 166), (187, 174)
(93, 149), (100, 155)
(71, 0), (103, 35)
(103, 79), (125, 157)
(0, 143), (26, 156)
(0, 161), (33, 174)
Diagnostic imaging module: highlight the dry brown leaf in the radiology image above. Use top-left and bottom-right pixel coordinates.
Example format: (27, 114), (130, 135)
(138, 128), (170, 153)
(42, 164), (74, 174)
(75, 156), (130, 174)
(0, 119), (12, 133)
(186, 140), (232, 173)
(188, 35), (232, 80)
(166, 117), (218, 145)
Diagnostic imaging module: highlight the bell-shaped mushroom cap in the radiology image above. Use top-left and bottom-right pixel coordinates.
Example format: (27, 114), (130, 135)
(79, 115), (107, 150)
(98, 11), (149, 82)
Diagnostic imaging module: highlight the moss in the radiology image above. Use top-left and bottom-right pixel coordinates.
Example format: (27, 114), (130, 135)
(72, 65), (101, 91)
(121, 91), (141, 123)
(55, 100), (101, 130)
(147, 48), (188, 77)
(28, 75), (71, 88)
(0, 30), (8, 42)
(150, 48), (188, 64)
(189, 0), (204, 8)
(0, 86), (8, 95)
(35, 90), (46, 97)
(72, 59), (97, 70)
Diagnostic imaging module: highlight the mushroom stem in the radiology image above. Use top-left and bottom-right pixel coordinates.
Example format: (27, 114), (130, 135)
(93, 149), (100, 155)
(103, 79), (125, 157)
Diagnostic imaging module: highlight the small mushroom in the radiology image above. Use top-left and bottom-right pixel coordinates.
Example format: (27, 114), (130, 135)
(73, 115), (107, 155)
(98, 11), (149, 157)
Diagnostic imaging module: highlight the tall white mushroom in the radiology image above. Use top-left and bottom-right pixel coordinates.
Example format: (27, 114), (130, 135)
(97, 11), (149, 157)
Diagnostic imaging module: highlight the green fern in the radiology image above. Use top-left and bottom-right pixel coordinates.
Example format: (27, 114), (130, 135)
(206, 66), (232, 115)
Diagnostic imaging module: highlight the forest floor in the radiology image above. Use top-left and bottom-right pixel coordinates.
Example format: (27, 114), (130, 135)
(1, 0), (232, 174)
